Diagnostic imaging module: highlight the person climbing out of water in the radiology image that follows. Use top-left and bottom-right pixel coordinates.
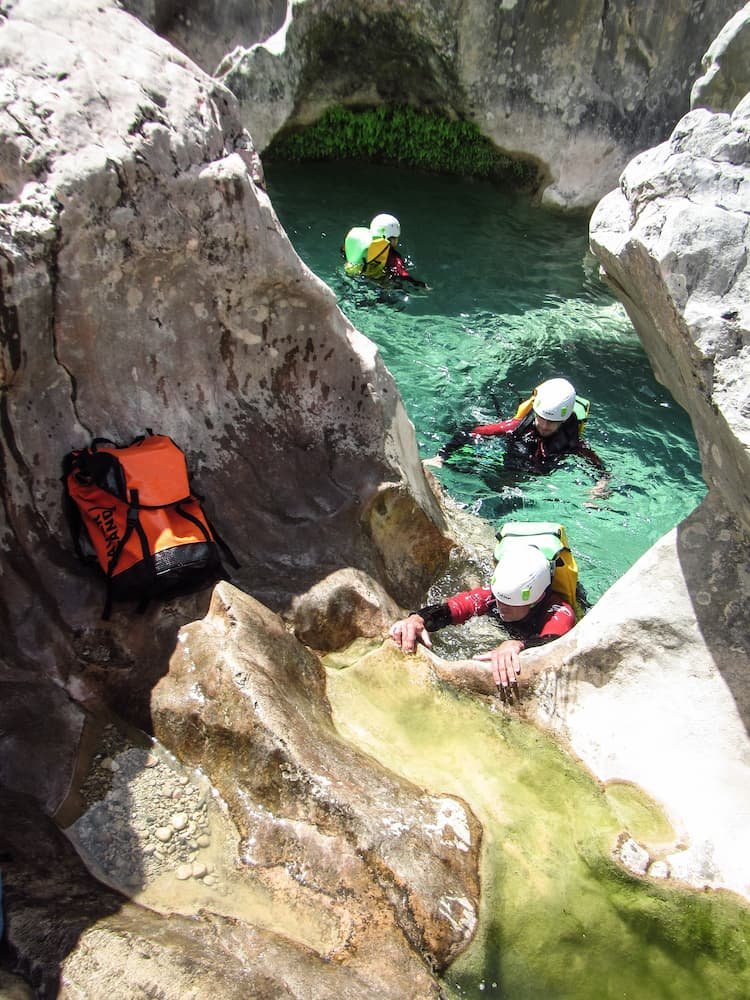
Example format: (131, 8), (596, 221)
(342, 213), (429, 289)
(388, 522), (580, 703)
(425, 377), (610, 498)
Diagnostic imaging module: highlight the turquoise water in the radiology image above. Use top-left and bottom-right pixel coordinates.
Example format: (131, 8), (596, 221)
(266, 160), (706, 604)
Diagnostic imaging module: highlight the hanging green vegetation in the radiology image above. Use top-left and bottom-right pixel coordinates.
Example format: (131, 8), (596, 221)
(264, 105), (539, 189)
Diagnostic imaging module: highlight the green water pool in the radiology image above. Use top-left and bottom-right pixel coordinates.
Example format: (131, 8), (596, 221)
(265, 160), (707, 608)
(268, 159), (747, 999)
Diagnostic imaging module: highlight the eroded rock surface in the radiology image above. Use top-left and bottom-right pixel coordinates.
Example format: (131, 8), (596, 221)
(1, 2), (458, 991)
(211, 0), (739, 209)
(3, 790), (443, 999)
(551, 70), (749, 899)
(528, 490), (750, 898)
(590, 96), (750, 535)
(691, 2), (750, 114)
(151, 582), (481, 969)
(0, 0), (450, 799)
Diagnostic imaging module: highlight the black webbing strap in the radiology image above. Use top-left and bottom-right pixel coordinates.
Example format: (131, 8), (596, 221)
(102, 488), (143, 620)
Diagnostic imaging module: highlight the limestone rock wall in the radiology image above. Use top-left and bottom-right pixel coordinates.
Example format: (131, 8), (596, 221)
(0, 0), (455, 858)
(0, 0), (460, 992)
(691, 1), (750, 113)
(589, 96), (750, 535)
(205, 0), (740, 209)
(539, 20), (750, 900)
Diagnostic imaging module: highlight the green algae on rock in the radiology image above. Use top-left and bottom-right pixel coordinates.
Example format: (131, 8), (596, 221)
(324, 642), (750, 1000)
(265, 105), (539, 188)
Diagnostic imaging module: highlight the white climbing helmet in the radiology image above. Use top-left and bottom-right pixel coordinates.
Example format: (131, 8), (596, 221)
(370, 213), (401, 240)
(491, 543), (552, 607)
(533, 378), (576, 422)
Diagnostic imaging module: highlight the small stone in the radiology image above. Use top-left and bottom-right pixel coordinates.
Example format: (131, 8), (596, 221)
(648, 860), (671, 879)
(144, 754), (159, 768)
(203, 874), (217, 887)
(197, 834), (211, 849)
(191, 862), (207, 879)
(171, 812), (188, 831)
(175, 864), (192, 881)
(617, 837), (650, 875)
(171, 787), (184, 801)
(155, 826), (173, 843)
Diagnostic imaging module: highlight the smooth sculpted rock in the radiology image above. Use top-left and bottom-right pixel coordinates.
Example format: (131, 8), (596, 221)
(212, 0), (739, 209)
(590, 98), (750, 535)
(0, 0), (451, 805)
(151, 581), (481, 970)
(529, 490), (750, 900)
(691, 2), (750, 113)
(3, 790), (442, 999)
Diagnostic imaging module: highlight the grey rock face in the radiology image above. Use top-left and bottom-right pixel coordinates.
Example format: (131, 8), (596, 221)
(692, 2), (750, 114)
(0, 0), (449, 753)
(553, 45), (750, 900)
(212, 0), (739, 209)
(531, 490), (750, 899)
(590, 99), (750, 535)
(0, 2), (462, 992)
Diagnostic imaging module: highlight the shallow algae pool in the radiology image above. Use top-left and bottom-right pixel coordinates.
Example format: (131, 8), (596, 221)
(325, 645), (750, 1000)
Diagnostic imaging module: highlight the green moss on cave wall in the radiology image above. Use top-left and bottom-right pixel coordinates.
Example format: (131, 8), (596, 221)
(264, 105), (539, 188)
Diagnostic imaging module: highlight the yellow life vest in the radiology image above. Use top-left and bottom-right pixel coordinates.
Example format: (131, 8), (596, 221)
(343, 229), (391, 280)
(514, 387), (590, 435)
(361, 237), (391, 280)
(493, 521), (581, 617)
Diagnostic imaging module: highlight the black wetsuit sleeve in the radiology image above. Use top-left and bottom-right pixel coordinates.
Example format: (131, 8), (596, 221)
(412, 603), (452, 632)
(438, 429), (475, 460)
(576, 441), (607, 472)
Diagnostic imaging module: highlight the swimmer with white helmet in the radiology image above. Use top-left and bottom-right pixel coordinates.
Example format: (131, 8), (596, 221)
(427, 376), (610, 497)
(389, 535), (577, 701)
(342, 213), (429, 288)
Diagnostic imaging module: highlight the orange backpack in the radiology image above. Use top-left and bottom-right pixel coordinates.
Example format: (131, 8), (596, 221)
(63, 432), (235, 617)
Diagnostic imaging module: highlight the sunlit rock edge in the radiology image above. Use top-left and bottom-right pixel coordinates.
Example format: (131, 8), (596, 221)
(0, 0), (749, 996)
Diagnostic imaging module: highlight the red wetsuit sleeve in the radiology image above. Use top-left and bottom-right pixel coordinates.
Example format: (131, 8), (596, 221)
(446, 587), (496, 625)
(470, 415), (520, 437)
(388, 249), (411, 278)
(522, 592), (576, 648)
